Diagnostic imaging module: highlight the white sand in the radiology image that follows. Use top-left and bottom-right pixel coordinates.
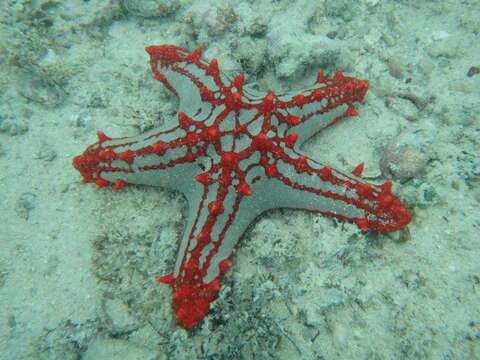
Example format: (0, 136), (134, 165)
(0, 0), (479, 359)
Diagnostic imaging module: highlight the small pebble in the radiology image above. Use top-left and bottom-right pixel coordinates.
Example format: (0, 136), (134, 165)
(15, 192), (37, 220)
(467, 66), (480, 77)
(380, 129), (432, 181)
(36, 143), (57, 162)
(100, 296), (140, 335)
(387, 58), (404, 79)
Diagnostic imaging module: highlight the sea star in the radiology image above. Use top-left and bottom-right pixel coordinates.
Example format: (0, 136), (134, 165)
(73, 45), (412, 329)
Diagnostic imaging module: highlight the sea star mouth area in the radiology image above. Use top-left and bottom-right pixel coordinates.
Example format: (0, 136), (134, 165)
(73, 44), (412, 328)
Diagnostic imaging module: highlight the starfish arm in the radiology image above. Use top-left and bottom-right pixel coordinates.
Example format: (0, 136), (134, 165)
(72, 125), (209, 195)
(270, 71), (369, 146)
(256, 153), (411, 232)
(157, 182), (260, 329)
(145, 45), (234, 123)
(145, 45), (369, 149)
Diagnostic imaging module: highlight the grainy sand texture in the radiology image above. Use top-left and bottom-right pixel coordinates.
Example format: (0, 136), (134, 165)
(0, 1), (479, 359)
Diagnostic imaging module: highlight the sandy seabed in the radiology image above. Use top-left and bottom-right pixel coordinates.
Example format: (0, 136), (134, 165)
(0, 1), (479, 359)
